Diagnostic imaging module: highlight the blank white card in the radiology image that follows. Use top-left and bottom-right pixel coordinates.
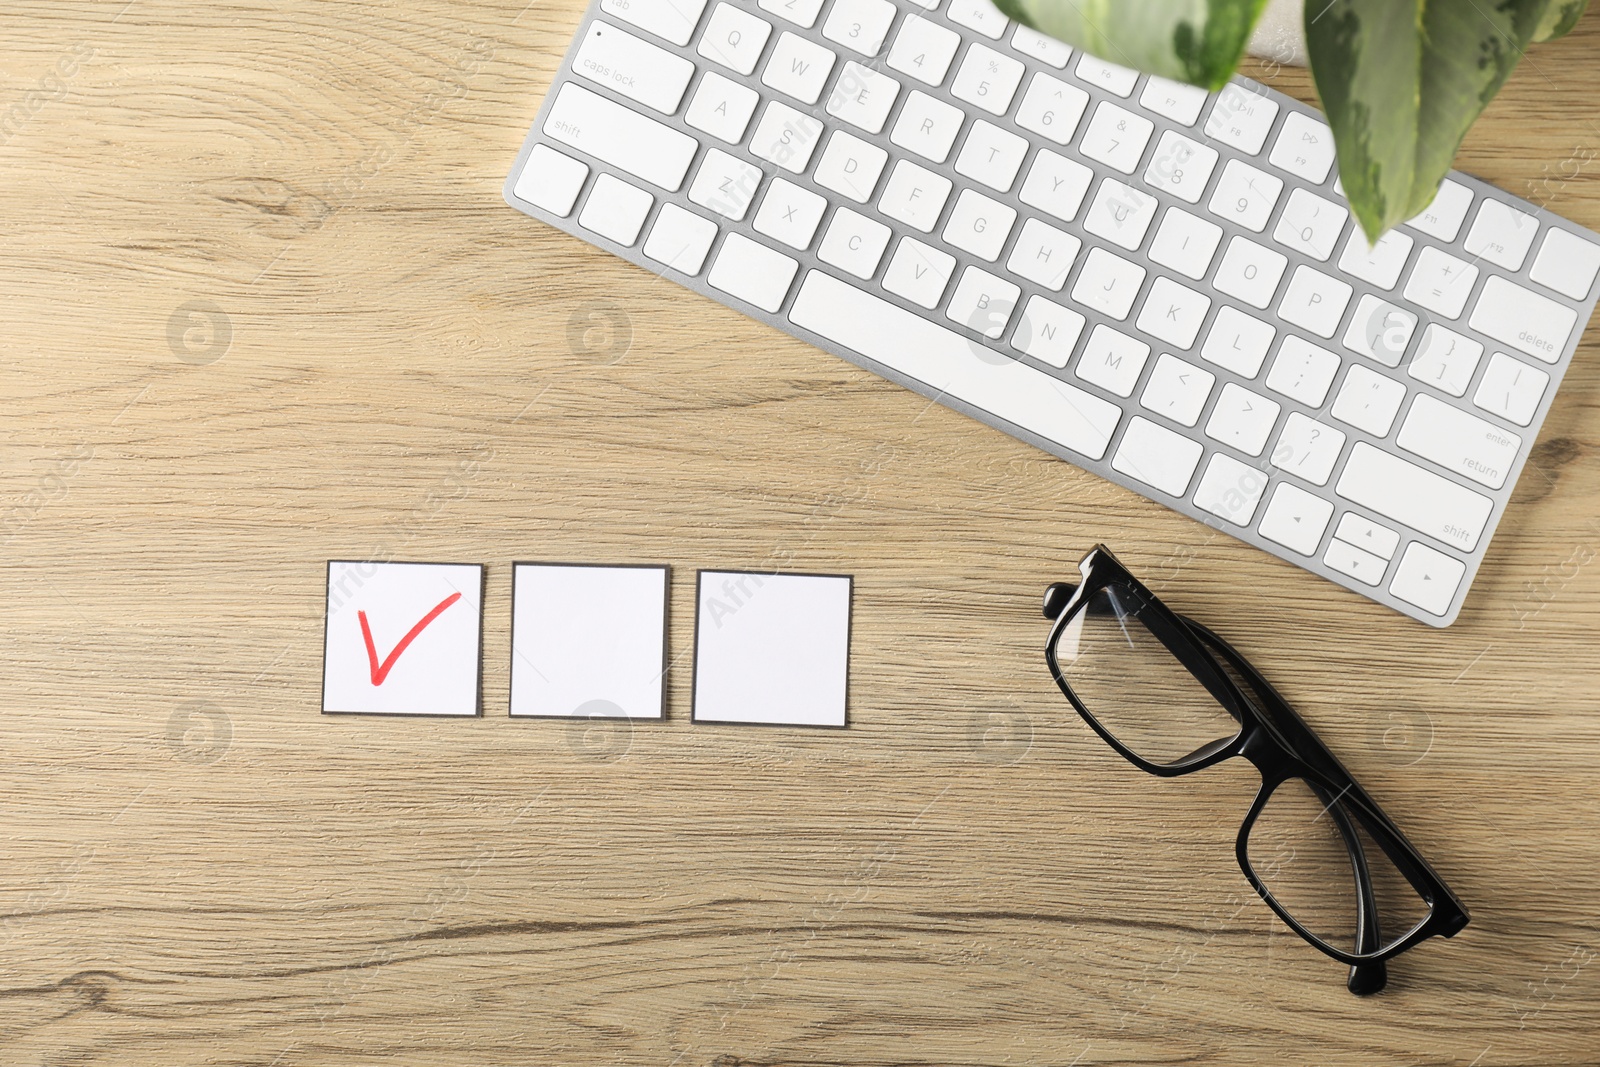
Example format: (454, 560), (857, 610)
(509, 562), (668, 719)
(693, 571), (852, 727)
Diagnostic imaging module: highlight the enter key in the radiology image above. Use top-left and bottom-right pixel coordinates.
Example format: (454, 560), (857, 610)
(1396, 393), (1522, 490)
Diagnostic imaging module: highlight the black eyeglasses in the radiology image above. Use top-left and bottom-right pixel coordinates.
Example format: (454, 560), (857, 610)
(1043, 545), (1469, 995)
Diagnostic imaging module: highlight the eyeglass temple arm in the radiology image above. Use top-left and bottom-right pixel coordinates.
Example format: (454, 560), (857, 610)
(1310, 779), (1389, 995)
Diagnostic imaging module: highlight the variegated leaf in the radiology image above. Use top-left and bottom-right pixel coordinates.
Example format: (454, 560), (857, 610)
(988, 0), (1272, 90)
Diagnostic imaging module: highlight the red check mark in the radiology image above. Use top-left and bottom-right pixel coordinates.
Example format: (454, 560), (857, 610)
(358, 592), (463, 686)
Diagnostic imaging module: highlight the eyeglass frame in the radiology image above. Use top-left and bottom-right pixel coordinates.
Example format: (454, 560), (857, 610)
(1043, 545), (1470, 996)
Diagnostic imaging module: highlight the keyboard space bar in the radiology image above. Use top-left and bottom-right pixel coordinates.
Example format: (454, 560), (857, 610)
(789, 271), (1122, 460)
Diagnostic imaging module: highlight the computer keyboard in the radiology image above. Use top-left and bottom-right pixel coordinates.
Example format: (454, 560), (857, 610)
(503, 0), (1600, 626)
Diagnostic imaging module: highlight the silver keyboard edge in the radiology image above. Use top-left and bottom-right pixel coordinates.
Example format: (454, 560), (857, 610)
(503, 0), (1600, 627)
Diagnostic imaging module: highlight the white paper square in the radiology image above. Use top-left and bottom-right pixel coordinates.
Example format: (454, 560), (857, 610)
(322, 561), (483, 716)
(509, 563), (668, 719)
(692, 571), (851, 727)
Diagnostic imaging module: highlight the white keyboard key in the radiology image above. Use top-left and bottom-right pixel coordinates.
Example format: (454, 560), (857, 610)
(1337, 441), (1497, 556)
(687, 147), (763, 220)
(1015, 73), (1090, 146)
(1011, 295), (1086, 367)
(753, 177), (827, 250)
(1074, 53), (1138, 97)
(1342, 294), (1417, 368)
(1070, 247), (1145, 320)
(817, 206), (891, 278)
(1194, 453), (1269, 526)
(1139, 353), (1214, 427)
(573, 23), (695, 114)
(1135, 277), (1210, 348)
(1205, 382), (1279, 456)
(955, 120), (1029, 192)
(1463, 200), (1538, 271)
(790, 271), (1124, 459)
(601, 0), (708, 47)
(1139, 76), (1208, 126)
(1148, 208), (1222, 280)
(822, 0), (897, 55)
(1335, 513), (1400, 559)
(1201, 306), (1275, 377)
(1403, 246), (1478, 319)
(948, 0), (1009, 37)
(1473, 351), (1548, 427)
(749, 101), (825, 172)
(1469, 276), (1578, 363)
(891, 89), (965, 162)
(1208, 159), (1283, 233)
(1258, 483), (1334, 556)
(1074, 324), (1150, 397)
(762, 31), (836, 103)
(813, 130), (888, 203)
(1082, 178), (1158, 251)
(1337, 515), (1401, 563)
(878, 159), (952, 232)
(943, 189), (1016, 261)
(1265, 336), (1340, 408)
(514, 144), (588, 216)
(1404, 178), (1473, 242)
(946, 266), (1020, 337)
(698, 3), (773, 74)
(1204, 84), (1279, 154)
(707, 232), (799, 312)
(1018, 149), (1094, 223)
(1271, 412), (1344, 485)
(882, 236), (956, 308)
(1079, 102), (1154, 174)
(1268, 113), (1335, 184)
(1389, 542), (1466, 617)
(1398, 394), (1520, 490)
(1277, 266), (1351, 339)
(544, 85), (698, 191)
(1273, 188), (1347, 261)
(950, 43), (1024, 115)
(1006, 218), (1081, 291)
(888, 16), (961, 86)
(760, 0), (824, 28)
(642, 202), (718, 274)
(685, 71), (760, 142)
(826, 61), (900, 133)
(1337, 228), (1412, 291)
(1331, 364), (1406, 437)
(1213, 237), (1287, 309)
(1143, 130), (1219, 204)
(1530, 228), (1600, 300)
(1011, 25), (1071, 68)
(1113, 417), (1204, 497)
(578, 173), (654, 245)
(1324, 538), (1387, 586)
(1406, 324), (1481, 397)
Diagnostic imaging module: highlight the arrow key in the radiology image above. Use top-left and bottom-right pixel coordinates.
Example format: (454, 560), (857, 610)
(1335, 513), (1400, 560)
(1258, 482), (1334, 556)
(1390, 542), (1467, 618)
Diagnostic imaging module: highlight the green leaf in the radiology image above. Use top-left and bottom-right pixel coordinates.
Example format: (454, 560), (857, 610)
(989, 0), (1272, 90)
(1534, 0), (1588, 39)
(1306, 0), (1555, 242)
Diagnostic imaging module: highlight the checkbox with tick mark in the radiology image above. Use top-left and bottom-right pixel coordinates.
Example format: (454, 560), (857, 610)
(322, 561), (484, 717)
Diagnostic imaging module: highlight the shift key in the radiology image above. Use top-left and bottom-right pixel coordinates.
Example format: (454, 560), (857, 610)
(543, 83), (699, 192)
(1336, 443), (1494, 553)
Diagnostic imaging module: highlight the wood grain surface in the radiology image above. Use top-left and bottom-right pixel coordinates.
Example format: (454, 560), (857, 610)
(3, 2), (1600, 1064)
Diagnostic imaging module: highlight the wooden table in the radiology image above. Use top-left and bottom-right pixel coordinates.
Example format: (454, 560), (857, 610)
(4, 2), (1599, 1063)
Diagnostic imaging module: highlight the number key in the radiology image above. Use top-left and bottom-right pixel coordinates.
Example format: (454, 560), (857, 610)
(949, 42), (1024, 116)
(1078, 101), (1153, 175)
